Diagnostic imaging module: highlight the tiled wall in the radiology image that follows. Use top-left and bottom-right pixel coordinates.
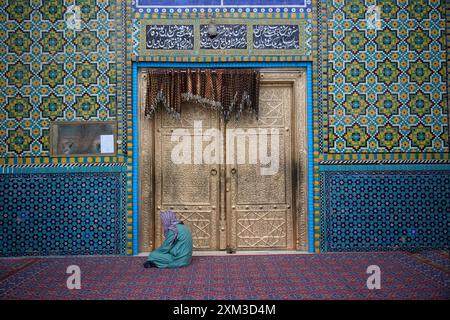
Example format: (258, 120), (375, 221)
(0, 0), (130, 256)
(0, 171), (127, 256)
(0, 0), (125, 158)
(326, 0), (447, 154)
(0, 0), (448, 256)
(319, 167), (450, 251)
(317, 0), (449, 251)
(131, 0), (448, 252)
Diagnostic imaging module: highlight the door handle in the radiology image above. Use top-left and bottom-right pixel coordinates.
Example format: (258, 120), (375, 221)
(231, 168), (237, 175)
(210, 168), (217, 176)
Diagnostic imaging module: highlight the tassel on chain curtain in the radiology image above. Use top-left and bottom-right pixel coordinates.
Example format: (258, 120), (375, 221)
(144, 69), (260, 121)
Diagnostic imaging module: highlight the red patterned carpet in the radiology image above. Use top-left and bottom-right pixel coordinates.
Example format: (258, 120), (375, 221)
(0, 251), (448, 300)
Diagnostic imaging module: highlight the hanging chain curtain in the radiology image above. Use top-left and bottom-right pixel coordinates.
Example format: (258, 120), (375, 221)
(144, 68), (260, 121)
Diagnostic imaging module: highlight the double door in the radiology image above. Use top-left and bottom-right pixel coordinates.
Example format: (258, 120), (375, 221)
(153, 79), (295, 250)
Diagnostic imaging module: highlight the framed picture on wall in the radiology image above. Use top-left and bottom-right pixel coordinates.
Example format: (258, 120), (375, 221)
(50, 121), (117, 156)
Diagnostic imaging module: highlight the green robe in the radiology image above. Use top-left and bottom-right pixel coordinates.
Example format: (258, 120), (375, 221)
(147, 223), (193, 268)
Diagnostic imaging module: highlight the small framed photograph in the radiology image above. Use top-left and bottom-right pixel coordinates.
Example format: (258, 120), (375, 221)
(50, 121), (116, 156)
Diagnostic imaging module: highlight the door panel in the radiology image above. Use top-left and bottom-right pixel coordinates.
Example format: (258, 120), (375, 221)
(154, 103), (221, 249)
(226, 84), (294, 249)
(151, 77), (298, 251)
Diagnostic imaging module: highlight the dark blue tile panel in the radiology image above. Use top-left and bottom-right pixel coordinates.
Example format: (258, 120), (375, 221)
(320, 170), (450, 252)
(0, 172), (127, 256)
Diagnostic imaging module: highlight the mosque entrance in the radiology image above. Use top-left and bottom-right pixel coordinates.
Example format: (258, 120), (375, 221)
(138, 70), (308, 252)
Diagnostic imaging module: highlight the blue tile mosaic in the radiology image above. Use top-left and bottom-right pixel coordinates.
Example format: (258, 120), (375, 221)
(0, 172), (127, 256)
(0, 0), (127, 158)
(326, 0), (448, 154)
(320, 170), (450, 251)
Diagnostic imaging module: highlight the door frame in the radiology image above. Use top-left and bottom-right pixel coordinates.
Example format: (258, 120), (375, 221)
(132, 62), (314, 254)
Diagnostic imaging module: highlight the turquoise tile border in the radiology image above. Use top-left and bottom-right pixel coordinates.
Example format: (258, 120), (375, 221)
(132, 61), (314, 253)
(0, 164), (127, 174)
(319, 164), (450, 172)
(132, 62), (139, 255)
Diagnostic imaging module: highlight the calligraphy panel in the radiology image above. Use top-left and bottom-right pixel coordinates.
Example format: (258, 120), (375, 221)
(200, 24), (247, 50)
(253, 25), (300, 50)
(138, 19), (310, 59)
(145, 25), (194, 50)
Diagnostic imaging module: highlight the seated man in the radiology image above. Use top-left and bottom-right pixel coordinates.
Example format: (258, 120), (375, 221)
(144, 211), (193, 268)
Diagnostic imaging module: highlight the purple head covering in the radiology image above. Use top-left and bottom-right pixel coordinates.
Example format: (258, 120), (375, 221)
(160, 210), (182, 243)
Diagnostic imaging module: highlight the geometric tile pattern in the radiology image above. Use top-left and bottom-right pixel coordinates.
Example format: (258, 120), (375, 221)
(0, 172), (127, 256)
(320, 170), (450, 251)
(0, 0), (118, 157)
(327, 0), (448, 153)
